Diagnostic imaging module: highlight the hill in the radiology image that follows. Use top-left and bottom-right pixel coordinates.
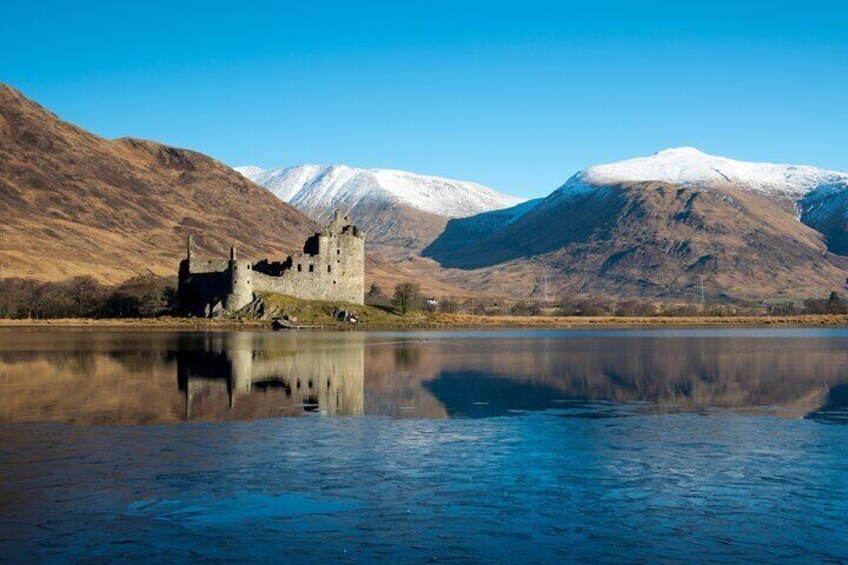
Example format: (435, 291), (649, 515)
(0, 84), (320, 283)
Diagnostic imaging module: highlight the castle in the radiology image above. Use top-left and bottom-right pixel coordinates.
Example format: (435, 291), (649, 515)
(178, 211), (365, 317)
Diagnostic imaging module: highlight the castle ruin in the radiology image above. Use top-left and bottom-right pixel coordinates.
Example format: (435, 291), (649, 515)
(178, 211), (364, 316)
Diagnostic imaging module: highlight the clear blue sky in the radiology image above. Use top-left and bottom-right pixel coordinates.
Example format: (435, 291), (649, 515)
(2, 1), (846, 197)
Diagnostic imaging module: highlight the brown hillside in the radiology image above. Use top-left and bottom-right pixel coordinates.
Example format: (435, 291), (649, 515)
(427, 181), (848, 301)
(0, 84), (466, 295)
(0, 83), (320, 283)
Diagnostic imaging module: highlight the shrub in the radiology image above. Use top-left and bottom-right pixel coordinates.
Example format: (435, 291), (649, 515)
(767, 302), (798, 316)
(439, 299), (459, 313)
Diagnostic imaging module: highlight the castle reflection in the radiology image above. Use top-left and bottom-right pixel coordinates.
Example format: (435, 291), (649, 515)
(176, 333), (364, 420)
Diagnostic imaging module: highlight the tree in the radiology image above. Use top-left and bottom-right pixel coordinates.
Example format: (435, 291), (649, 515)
(32, 282), (74, 318)
(828, 291), (847, 314)
(392, 282), (420, 316)
(366, 283), (385, 305)
(97, 292), (142, 318)
(67, 275), (103, 317)
(115, 274), (177, 317)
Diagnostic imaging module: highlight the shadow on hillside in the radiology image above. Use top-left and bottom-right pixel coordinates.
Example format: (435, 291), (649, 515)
(422, 189), (625, 269)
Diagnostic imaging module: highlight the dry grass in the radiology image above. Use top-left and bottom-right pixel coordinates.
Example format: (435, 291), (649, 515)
(426, 313), (848, 327)
(2, 313), (846, 330)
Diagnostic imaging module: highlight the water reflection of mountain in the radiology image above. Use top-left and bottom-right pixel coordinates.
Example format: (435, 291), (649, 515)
(2, 330), (848, 424)
(363, 334), (848, 419)
(177, 334), (364, 420)
(805, 384), (848, 424)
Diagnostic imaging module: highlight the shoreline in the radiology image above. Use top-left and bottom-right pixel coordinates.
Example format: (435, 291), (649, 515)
(0, 314), (846, 331)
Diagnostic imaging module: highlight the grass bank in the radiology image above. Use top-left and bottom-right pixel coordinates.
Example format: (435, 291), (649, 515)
(2, 292), (847, 329)
(1, 313), (847, 330)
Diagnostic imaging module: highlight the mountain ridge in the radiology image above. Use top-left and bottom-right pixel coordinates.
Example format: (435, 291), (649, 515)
(578, 147), (848, 197)
(237, 163), (524, 256)
(237, 163), (524, 218)
(424, 148), (848, 301)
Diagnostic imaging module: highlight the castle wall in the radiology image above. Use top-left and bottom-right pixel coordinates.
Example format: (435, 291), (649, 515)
(177, 213), (365, 316)
(177, 259), (231, 317)
(251, 230), (364, 304)
(188, 258), (229, 273)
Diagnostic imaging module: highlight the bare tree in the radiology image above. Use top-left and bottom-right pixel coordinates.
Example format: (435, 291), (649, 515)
(392, 282), (420, 316)
(67, 275), (102, 317)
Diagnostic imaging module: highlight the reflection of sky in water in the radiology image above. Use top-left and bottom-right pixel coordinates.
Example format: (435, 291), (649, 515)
(127, 493), (361, 526)
(2, 329), (848, 562)
(2, 413), (847, 562)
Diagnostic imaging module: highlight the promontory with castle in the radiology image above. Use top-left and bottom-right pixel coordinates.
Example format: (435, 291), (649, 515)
(178, 211), (365, 318)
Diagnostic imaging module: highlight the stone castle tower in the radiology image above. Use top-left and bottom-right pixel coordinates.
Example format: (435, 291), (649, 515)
(178, 211), (365, 316)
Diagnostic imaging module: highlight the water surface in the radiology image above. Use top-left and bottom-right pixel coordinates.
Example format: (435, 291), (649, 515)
(1, 328), (847, 562)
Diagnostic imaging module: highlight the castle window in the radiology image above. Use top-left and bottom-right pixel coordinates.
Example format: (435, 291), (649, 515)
(297, 264), (302, 272)
(327, 265), (331, 273)
(309, 264), (314, 272)
(337, 249), (340, 255)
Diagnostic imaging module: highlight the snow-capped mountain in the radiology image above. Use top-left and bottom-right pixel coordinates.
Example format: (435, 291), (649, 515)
(236, 163), (524, 256)
(425, 147), (848, 301)
(236, 164), (523, 219)
(557, 147), (848, 198)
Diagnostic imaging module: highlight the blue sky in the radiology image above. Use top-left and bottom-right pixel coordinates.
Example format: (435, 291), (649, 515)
(2, 1), (846, 197)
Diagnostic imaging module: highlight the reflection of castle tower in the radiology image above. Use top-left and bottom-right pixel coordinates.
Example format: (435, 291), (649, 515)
(176, 333), (364, 421)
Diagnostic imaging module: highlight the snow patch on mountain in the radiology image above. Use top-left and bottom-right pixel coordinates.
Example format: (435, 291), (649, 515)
(581, 147), (848, 197)
(234, 165), (265, 179)
(237, 164), (524, 218)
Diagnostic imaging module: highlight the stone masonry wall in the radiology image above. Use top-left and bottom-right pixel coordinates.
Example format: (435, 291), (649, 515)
(251, 229), (364, 305)
(177, 213), (365, 315)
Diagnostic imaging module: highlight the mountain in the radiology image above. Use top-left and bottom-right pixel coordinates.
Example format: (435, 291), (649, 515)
(581, 146), (848, 197)
(0, 84), (471, 296)
(426, 148), (848, 301)
(236, 164), (524, 256)
(0, 83), (319, 284)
